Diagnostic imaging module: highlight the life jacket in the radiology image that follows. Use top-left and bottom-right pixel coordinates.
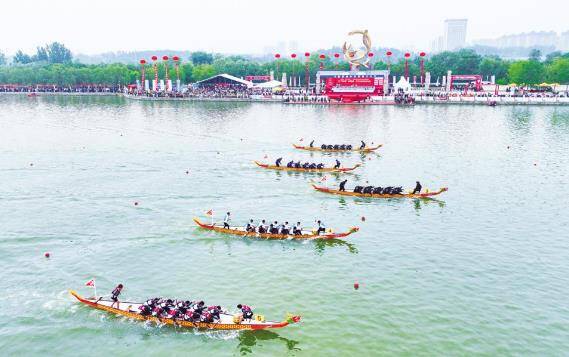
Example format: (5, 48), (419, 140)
(201, 311), (213, 322)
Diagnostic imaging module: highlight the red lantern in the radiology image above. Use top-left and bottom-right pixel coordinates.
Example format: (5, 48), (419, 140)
(291, 53), (297, 58)
(173, 56), (180, 61)
(319, 54), (325, 59)
(386, 51), (392, 56)
(368, 53), (374, 57)
(140, 59), (146, 65)
(275, 53), (281, 58)
(162, 55), (169, 61)
(419, 52), (426, 57)
(404, 53), (411, 58)
(151, 55), (158, 61)
(334, 53), (340, 58)
(304, 52), (310, 57)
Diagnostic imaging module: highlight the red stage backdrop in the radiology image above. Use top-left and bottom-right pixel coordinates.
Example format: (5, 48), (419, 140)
(323, 77), (384, 102)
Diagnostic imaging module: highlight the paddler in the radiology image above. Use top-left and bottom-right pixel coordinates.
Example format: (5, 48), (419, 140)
(237, 304), (254, 321)
(275, 157), (283, 167)
(223, 212), (231, 229)
(246, 219), (255, 232)
(257, 219), (267, 233)
(309, 140), (314, 148)
(334, 159), (341, 169)
(339, 179), (348, 192)
(293, 222), (302, 235)
(110, 283), (123, 308)
(412, 181), (422, 194)
(360, 140), (366, 149)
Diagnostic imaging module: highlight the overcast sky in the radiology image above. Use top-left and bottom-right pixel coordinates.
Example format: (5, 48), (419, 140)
(1, 0), (567, 55)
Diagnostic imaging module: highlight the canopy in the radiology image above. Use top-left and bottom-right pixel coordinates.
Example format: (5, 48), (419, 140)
(394, 76), (411, 93)
(195, 73), (252, 87)
(253, 80), (283, 89)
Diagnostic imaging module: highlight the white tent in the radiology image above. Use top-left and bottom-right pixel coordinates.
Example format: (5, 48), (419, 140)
(394, 77), (411, 93)
(194, 73), (253, 87)
(253, 80), (283, 89)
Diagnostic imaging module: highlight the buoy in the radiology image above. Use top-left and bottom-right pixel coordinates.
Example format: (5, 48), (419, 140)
(134, 202), (139, 206)
(534, 163), (537, 166)
(507, 146), (510, 149)
(264, 155), (268, 159)
(185, 170), (189, 175)
(30, 163), (34, 167)
(44, 252), (50, 258)
(361, 216), (366, 222)
(368, 157), (371, 161)
(354, 282), (359, 290)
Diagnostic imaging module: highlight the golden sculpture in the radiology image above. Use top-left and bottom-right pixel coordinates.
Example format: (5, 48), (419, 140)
(342, 30), (372, 69)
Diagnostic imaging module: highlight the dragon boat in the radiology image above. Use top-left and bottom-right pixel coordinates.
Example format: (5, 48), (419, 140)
(254, 161), (361, 173)
(312, 184), (448, 199)
(292, 144), (382, 153)
(194, 217), (359, 240)
(70, 290), (300, 331)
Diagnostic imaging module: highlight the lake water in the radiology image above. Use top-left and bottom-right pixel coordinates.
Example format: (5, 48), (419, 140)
(1, 95), (568, 356)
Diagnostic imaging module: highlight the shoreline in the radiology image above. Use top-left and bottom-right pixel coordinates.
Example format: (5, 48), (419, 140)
(2, 92), (569, 106)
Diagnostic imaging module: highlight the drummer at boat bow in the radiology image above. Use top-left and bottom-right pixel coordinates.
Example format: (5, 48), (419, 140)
(309, 140), (314, 148)
(360, 141), (366, 149)
(223, 212), (231, 229)
(334, 159), (341, 169)
(275, 157), (283, 167)
(237, 304), (254, 321)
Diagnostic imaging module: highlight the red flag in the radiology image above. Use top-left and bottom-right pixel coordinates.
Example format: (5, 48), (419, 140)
(85, 279), (95, 287)
(206, 209), (213, 216)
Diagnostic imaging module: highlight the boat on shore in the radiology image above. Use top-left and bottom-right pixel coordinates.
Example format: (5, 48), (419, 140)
(292, 144), (382, 153)
(194, 217), (359, 240)
(254, 161), (361, 173)
(70, 290), (300, 331)
(312, 184), (448, 199)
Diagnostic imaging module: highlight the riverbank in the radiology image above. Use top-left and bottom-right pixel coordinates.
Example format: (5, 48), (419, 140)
(3, 91), (569, 105)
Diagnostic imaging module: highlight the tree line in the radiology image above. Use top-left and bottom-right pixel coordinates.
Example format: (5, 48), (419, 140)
(1, 44), (568, 86)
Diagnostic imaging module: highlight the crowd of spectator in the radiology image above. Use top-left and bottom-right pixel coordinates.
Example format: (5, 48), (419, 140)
(0, 85), (122, 93)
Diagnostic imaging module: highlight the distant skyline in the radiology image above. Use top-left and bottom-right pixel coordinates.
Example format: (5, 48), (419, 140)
(1, 0), (568, 55)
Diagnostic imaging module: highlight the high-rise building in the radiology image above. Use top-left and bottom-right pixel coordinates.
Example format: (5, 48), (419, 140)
(557, 31), (569, 51)
(444, 19), (468, 51)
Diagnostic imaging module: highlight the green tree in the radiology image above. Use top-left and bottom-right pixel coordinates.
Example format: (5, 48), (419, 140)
(0, 52), (6, 66)
(529, 49), (542, 61)
(46, 42), (72, 63)
(545, 57), (569, 83)
(479, 56), (509, 81)
(190, 52), (213, 65)
(13, 50), (33, 64)
(508, 60), (545, 85)
(33, 46), (49, 62)
(192, 64), (216, 81)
